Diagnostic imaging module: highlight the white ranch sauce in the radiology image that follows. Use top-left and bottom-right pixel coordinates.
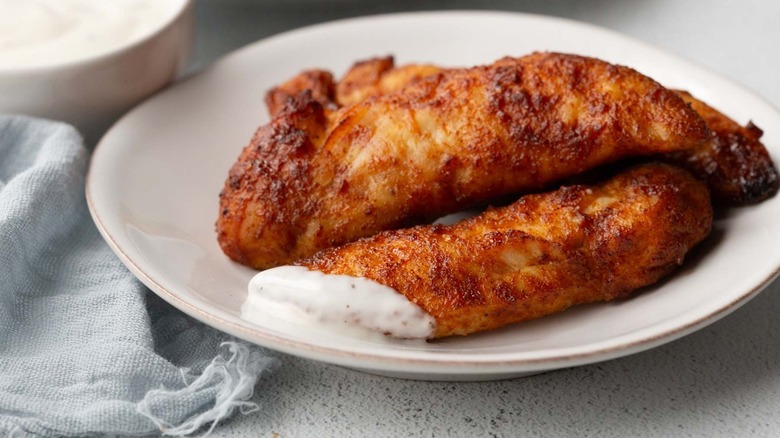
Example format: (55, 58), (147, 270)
(0, 0), (182, 68)
(242, 266), (436, 339)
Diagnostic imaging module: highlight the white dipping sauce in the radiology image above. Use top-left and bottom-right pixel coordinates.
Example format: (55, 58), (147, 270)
(0, 0), (182, 68)
(242, 266), (436, 339)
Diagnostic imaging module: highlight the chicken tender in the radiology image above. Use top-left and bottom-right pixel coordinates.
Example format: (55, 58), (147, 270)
(299, 164), (712, 338)
(218, 52), (709, 269)
(270, 57), (778, 205)
(276, 59), (780, 206)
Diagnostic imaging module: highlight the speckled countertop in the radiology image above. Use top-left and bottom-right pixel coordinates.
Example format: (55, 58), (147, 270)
(189, 0), (780, 436)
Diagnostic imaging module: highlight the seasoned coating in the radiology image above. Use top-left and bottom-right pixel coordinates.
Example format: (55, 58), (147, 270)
(668, 90), (779, 204)
(265, 57), (442, 118)
(335, 57), (442, 110)
(265, 69), (337, 116)
(299, 164), (713, 338)
(336, 57), (441, 108)
(272, 58), (778, 206)
(218, 52), (709, 269)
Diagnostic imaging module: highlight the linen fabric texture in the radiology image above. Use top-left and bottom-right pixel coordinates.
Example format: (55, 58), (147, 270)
(0, 116), (278, 437)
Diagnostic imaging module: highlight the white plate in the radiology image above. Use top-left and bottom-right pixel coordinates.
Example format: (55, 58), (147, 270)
(87, 11), (780, 381)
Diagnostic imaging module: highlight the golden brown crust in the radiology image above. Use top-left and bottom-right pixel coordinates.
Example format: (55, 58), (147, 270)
(667, 90), (779, 204)
(265, 69), (337, 116)
(266, 57), (443, 118)
(219, 52), (709, 269)
(336, 56), (442, 108)
(335, 56), (395, 106)
(299, 164), (713, 338)
(278, 59), (778, 207)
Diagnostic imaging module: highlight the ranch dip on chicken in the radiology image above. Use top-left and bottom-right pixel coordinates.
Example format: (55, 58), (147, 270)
(242, 266), (436, 339)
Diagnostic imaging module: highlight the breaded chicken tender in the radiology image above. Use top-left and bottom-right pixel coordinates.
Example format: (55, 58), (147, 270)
(270, 57), (778, 205)
(298, 164), (712, 338)
(218, 52), (709, 269)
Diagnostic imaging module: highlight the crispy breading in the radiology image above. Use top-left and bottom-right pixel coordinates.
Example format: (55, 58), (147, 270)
(668, 90), (779, 204)
(274, 57), (778, 205)
(218, 52), (709, 269)
(265, 69), (337, 116)
(265, 57), (441, 116)
(336, 57), (439, 108)
(334, 56), (394, 106)
(336, 57), (442, 108)
(299, 164), (713, 338)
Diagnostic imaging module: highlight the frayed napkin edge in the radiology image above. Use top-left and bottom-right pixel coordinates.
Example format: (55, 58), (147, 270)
(137, 341), (280, 437)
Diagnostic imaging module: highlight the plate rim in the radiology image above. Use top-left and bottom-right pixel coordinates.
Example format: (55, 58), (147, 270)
(87, 10), (780, 377)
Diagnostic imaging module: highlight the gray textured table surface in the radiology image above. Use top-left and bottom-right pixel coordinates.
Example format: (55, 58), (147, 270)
(189, 0), (780, 436)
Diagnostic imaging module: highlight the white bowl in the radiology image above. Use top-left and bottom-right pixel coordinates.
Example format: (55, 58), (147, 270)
(0, 0), (193, 143)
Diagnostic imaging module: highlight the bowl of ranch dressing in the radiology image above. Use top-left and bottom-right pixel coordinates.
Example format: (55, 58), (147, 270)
(0, 0), (193, 143)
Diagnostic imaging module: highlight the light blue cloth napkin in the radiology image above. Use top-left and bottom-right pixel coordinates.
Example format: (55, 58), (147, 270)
(0, 115), (279, 437)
